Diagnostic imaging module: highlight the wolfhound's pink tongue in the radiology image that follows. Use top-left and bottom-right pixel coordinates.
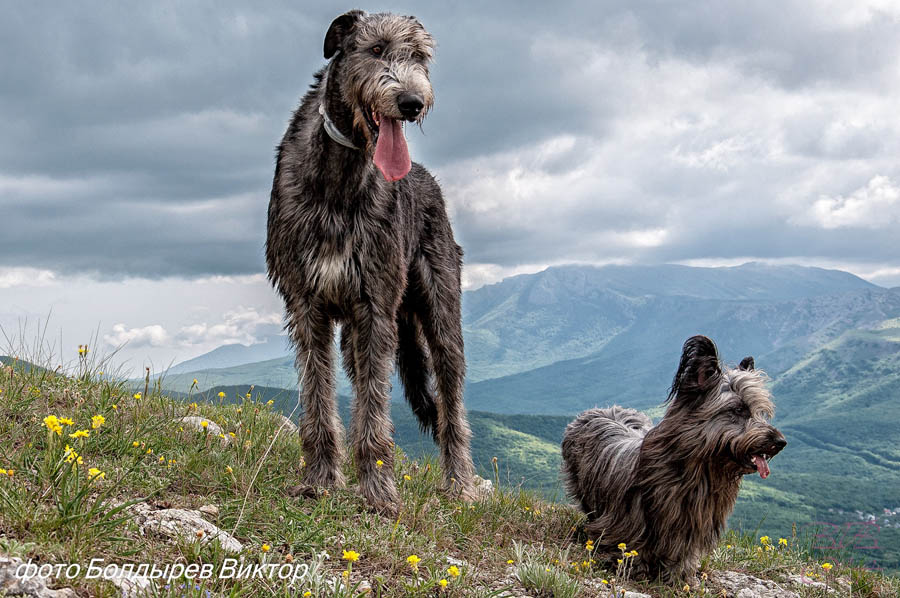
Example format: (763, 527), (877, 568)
(373, 116), (411, 181)
(753, 455), (770, 479)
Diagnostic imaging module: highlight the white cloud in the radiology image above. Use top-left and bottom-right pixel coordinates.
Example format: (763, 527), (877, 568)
(0, 267), (57, 288)
(173, 306), (281, 347)
(800, 175), (900, 229)
(104, 323), (171, 348)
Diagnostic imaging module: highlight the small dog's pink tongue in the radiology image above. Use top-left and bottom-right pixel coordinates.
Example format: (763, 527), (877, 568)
(373, 116), (411, 182)
(753, 455), (770, 479)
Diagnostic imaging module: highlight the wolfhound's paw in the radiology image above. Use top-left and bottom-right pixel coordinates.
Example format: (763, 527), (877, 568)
(302, 464), (346, 490)
(286, 483), (320, 499)
(358, 471), (401, 517)
(442, 474), (481, 502)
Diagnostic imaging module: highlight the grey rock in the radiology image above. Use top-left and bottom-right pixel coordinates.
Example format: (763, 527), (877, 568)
(178, 416), (230, 445)
(473, 474), (493, 497)
(0, 555), (78, 598)
(198, 504), (219, 517)
(131, 506), (243, 553)
(275, 414), (298, 433)
(785, 573), (847, 594)
(712, 570), (799, 598)
(108, 570), (153, 598)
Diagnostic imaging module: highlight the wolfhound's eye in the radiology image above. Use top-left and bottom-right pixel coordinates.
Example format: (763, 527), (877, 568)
(371, 45), (383, 56)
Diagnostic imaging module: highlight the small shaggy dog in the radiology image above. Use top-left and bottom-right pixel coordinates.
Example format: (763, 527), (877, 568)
(266, 11), (475, 513)
(561, 335), (787, 582)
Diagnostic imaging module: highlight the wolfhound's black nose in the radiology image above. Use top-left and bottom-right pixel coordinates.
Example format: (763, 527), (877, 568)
(397, 93), (424, 119)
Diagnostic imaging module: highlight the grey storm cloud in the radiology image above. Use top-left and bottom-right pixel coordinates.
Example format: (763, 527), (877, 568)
(2, 1), (900, 279)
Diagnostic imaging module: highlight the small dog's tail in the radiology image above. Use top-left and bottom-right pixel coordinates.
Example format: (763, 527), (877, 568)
(396, 310), (439, 439)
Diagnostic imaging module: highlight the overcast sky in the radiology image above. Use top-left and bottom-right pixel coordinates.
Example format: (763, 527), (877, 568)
(2, 1), (900, 372)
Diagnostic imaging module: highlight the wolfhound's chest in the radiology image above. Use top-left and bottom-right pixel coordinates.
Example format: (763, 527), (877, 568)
(306, 243), (357, 300)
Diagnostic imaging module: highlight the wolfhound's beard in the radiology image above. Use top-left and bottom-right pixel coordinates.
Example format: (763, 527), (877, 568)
(561, 335), (787, 583)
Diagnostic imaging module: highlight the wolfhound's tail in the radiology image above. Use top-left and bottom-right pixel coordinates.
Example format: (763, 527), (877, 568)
(396, 310), (438, 438)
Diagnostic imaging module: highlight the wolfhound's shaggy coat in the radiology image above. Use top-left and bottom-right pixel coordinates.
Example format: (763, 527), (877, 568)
(266, 11), (475, 513)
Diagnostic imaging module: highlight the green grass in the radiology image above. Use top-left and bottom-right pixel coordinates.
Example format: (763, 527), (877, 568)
(1, 357), (899, 597)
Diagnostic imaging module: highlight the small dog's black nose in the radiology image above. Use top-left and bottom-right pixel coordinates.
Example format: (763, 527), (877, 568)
(397, 93), (424, 119)
(772, 433), (787, 453)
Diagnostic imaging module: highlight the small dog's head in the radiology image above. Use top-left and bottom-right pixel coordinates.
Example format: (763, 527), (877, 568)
(323, 10), (435, 181)
(667, 335), (787, 478)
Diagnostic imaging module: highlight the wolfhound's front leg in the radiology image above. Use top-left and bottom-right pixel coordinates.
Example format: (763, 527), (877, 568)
(294, 311), (345, 489)
(347, 307), (401, 514)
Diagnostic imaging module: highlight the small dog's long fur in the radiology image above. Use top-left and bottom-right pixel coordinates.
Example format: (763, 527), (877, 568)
(561, 335), (787, 582)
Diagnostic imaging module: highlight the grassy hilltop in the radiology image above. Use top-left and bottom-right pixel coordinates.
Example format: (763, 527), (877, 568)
(1, 357), (899, 596)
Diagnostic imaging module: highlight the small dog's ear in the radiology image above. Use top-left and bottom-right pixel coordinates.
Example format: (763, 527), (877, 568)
(668, 335), (722, 407)
(739, 356), (755, 371)
(324, 10), (364, 59)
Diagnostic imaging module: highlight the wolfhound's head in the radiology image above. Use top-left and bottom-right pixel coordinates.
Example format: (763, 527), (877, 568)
(322, 10), (435, 181)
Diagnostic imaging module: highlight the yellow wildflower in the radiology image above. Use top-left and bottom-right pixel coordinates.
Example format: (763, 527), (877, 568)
(447, 565), (460, 577)
(43, 415), (63, 435)
(403, 474), (411, 481)
(226, 466), (234, 474)
(69, 429), (90, 439)
(760, 535), (770, 545)
(87, 467), (105, 480)
(439, 578), (448, 588)
(132, 441), (140, 447)
(303, 592), (312, 598)
(507, 559), (514, 564)
(407, 554), (421, 568)
(218, 392), (225, 399)
(91, 414), (105, 429)
(262, 544), (271, 552)
(58, 417), (74, 426)
(201, 420), (209, 428)
(112, 404), (118, 410)
(266, 399), (274, 406)
(192, 379), (198, 386)
(146, 448), (153, 455)
(821, 562), (833, 571)
(778, 538), (788, 546)
(617, 542), (627, 550)
(376, 460), (384, 468)
(133, 392), (142, 399)
(342, 550), (360, 562)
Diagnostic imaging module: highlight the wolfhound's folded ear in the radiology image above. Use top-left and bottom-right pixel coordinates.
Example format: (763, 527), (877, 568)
(668, 335), (721, 406)
(739, 356), (755, 371)
(324, 10), (365, 59)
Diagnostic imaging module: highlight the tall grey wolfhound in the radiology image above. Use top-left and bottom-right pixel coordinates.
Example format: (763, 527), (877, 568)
(561, 336), (786, 582)
(266, 10), (475, 513)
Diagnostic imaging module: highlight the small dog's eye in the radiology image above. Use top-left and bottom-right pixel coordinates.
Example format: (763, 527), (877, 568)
(371, 45), (383, 56)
